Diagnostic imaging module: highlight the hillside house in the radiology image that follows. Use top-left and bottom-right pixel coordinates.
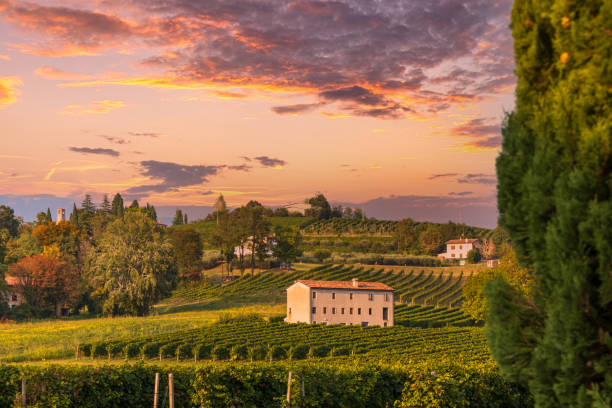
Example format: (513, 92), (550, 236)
(2, 276), (24, 309)
(285, 278), (394, 327)
(438, 238), (481, 261)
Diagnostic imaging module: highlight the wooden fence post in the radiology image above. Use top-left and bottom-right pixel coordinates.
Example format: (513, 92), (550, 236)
(301, 377), (305, 397)
(153, 372), (160, 408)
(168, 373), (174, 408)
(21, 377), (26, 408)
(286, 371), (292, 408)
(75, 345), (79, 360)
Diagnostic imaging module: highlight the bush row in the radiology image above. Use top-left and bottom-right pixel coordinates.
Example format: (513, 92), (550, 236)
(0, 361), (532, 408)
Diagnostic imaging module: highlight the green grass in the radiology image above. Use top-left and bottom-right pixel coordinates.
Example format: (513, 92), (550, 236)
(0, 302), (284, 362)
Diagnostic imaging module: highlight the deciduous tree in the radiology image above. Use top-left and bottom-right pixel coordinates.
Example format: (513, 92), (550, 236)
(87, 211), (177, 316)
(8, 254), (78, 316)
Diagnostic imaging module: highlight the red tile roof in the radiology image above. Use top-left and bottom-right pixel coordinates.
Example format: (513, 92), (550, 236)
(296, 279), (394, 291)
(445, 238), (479, 244)
(5, 276), (19, 286)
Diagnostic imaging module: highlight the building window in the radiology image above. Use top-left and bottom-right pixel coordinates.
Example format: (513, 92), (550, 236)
(384, 322), (387, 327)
(383, 307), (388, 321)
(368, 308), (372, 315)
(332, 307), (336, 314)
(451, 245), (455, 250)
(312, 291), (316, 299)
(11, 294), (17, 302)
(451, 253), (455, 258)
(332, 292), (335, 299)
(341, 308), (345, 315)
(357, 308), (361, 315)
(323, 307), (327, 314)
(289, 307), (292, 315)
(368, 293), (373, 301)
(350, 293), (353, 300)
(459, 245), (462, 249)
(350, 308), (353, 315)
(312, 307), (316, 314)
(384, 293), (389, 302)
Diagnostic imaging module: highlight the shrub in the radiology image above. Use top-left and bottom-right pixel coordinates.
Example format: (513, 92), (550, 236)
(193, 343), (212, 361)
(313, 249), (332, 262)
(176, 343), (193, 360)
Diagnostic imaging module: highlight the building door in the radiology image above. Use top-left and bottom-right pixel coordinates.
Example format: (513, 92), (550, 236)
(382, 307), (388, 321)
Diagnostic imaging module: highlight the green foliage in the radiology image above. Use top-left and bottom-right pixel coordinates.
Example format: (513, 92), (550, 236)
(87, 211), (177, 316)
(212, 344), (230, 361)
(466, 248), (481, 264)
(419, 224), (443, 256)
(111, 193), (124, 218)
(172, 208), (184, 226)
(493, 0), (612, 405)
(304, 193), (332, 220)
(0, 205), (19, 237)
(272, 226), (303, 264)
(313, 248), (331, 262)
(169, 227), (203, 279)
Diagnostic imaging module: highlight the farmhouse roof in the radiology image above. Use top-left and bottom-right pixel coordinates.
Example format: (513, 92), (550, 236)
(296, 279), (394, 291)
(5, 276), (19, 286)
(446, 238), (479, 244)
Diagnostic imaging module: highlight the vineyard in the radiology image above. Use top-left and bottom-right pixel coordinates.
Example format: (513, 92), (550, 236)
(79, 317), (487, 364)
(303, 218), (397, 235)
(170, 264), (472, 309)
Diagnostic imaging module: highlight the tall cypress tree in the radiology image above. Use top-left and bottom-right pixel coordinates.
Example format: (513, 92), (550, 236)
(69, 203), (79, 226)
(46, 207), (52, 223)
(172, 209), (183, 226)
(111, 193), (124, 218)
(101, 194), (111, 216)
(489, 1), (612, 406)
(183, 213), (188, 224)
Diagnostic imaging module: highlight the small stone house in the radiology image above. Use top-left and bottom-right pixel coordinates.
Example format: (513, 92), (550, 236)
(285, 278), (394, 327)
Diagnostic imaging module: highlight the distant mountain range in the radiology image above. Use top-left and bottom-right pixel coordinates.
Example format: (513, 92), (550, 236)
(0, 194), (497, 229)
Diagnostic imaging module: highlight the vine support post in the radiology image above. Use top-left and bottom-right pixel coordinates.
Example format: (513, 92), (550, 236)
(75, 345), (79, 360)
(168, 373), (174, 408)
(153, 372), (160, 408)
(21, 377), (26, 408)
(286, 371), (292, 408)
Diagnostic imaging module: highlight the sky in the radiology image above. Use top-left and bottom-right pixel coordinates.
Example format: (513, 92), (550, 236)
(0, 0), (515, 227)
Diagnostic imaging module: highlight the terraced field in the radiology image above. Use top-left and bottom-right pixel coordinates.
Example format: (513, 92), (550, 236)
(79, 318), (488, 364)
(170, 264), (471, 308)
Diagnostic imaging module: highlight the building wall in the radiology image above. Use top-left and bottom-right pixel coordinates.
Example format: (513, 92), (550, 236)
(4, 288), (23, 309)
(286, 283), (312, 323)
(440, 241), (481, 259)
(286, 284), (394, 327)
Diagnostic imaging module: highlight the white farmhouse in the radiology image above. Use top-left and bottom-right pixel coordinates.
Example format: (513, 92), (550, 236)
(438, 238), (481, 260)
(285, 278), (394, 327)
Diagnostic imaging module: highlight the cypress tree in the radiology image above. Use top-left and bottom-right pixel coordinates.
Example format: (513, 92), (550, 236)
(489, 1), (612, 406)
(183, 213), (188, 224)
(101, 194), (111, 216)
(69, 203), (79, 225)
(172, 209), (183, 226)
(111, 193), (124, 218)
(129, 200), (139, 209)
(46, 207), (52, 223)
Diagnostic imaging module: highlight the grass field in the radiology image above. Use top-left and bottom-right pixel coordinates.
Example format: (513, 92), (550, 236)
(0, 302), (285, 362)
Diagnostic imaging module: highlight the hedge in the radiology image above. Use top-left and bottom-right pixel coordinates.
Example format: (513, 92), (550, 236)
(0, 361), (532, 408)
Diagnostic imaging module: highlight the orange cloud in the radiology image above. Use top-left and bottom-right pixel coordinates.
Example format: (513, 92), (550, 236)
(0, 76), (22, 108)
(35, 66), (93, 80)
(61, 100), (125, 115)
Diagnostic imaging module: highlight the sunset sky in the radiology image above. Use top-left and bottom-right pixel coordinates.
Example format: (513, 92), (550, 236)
(0, 0), (515, 227)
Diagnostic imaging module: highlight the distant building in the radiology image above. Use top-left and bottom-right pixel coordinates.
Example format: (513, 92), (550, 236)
(56, 208), (66, 223)
(156, 221), (167, 228)
(3, 276), (23, 309)
(438, 238), (481, 260)
(285, 278), (394, 327)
